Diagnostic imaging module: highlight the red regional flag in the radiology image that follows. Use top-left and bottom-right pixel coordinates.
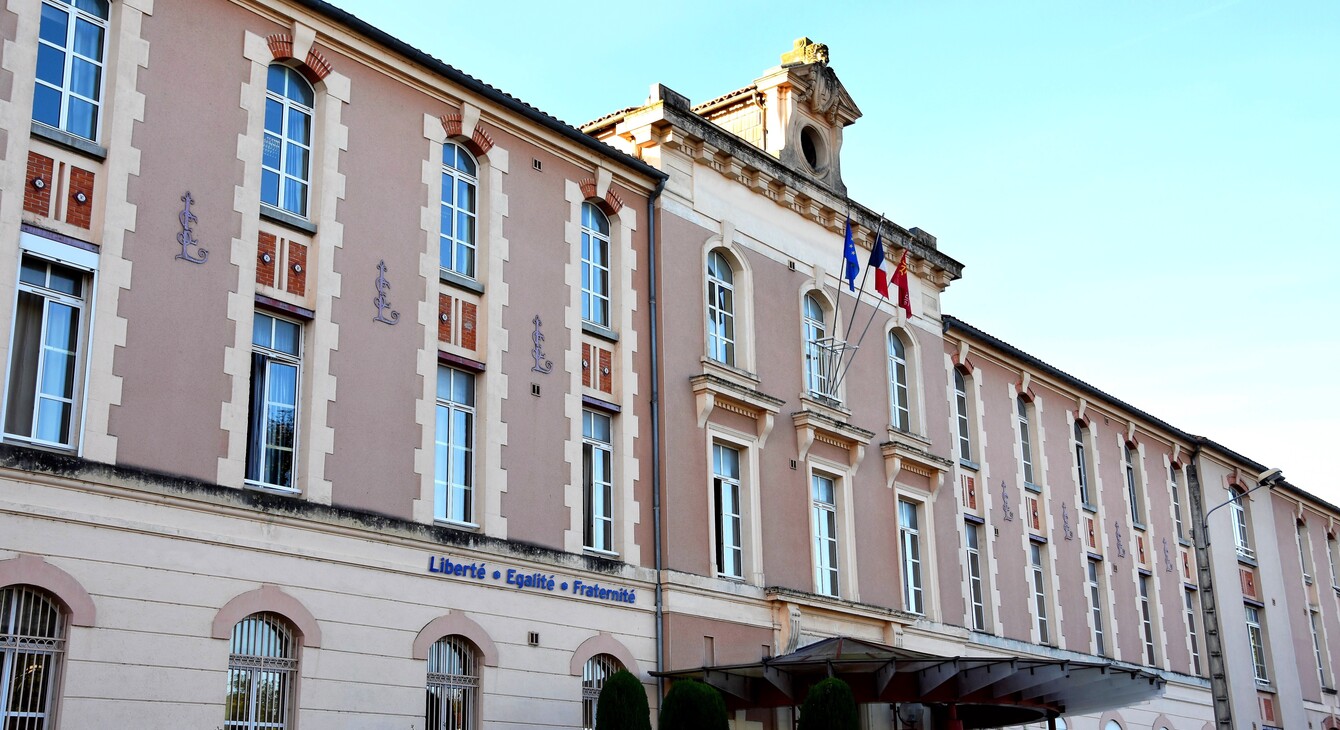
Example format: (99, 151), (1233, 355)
(893, 250), (912, 318)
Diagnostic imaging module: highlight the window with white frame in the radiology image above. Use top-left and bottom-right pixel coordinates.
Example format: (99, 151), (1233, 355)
(1087, 558), (1106, 656)
(811, 473), (840, 597)
(246, 313), (301, 490)
(965, 522), (986, 631)
(1230, 487), (1254, 560)
(33, 0), (108, 141)
(5, 253), (90, 448)
(802, 294), (834, 401)
(1310, 608), (1330, 688)
(435, 367), (475, 525)
(1030, 542), (1050, 644)
(1185, 589), (1202, 676)
(1138, 574), (1157, 665)
(899, 499), (924, 614)
(1124, 444), (1144, 526)
(1073, 421), (1092, 507)
(888, 331), (911, 432)
(953, 370), (973, 463)
(1297, 520), (1314, 583)
(1329, 534), (1340, 588)
(1244, 604), (1269, 683)
(0, 585), (67, 727)
(225, 612), (297, 730)
(582, 410), (614, 552)
(440, 142), (478, 279)
(581, 203), (611, 328)
(712, 443), (743, 579)
(426, 635), (479, 730)
(1169, 465), (1185, 540)
(261, 64), (314, 217)
(1017, 396), (1036, 487)
(706, 251), (736, 367)
(581, 653), (623, 730)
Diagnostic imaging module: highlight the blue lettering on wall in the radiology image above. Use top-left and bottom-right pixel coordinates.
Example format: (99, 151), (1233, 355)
(426, 555), (636, 604)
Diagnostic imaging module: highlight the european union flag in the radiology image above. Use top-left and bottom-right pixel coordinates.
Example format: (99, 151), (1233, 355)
(842, 217), (859, 292)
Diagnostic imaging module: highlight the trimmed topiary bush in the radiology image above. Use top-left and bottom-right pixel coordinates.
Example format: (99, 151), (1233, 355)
(797, 677), (859, 730)
(659, 678), (728, 730)
(595, 669), (651, 730)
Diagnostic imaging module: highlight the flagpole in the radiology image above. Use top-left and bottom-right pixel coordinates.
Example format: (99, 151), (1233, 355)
(828, 208), (855, 397)
(834, 219), (887, 390)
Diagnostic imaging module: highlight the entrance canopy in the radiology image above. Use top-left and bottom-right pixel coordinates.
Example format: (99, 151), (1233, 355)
(652, 637), (1165, 729)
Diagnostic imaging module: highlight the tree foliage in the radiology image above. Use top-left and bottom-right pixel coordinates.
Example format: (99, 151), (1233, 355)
(595, 669), (651, 730)
(659, 679), (729, 730)
(797, 677), (859, 730)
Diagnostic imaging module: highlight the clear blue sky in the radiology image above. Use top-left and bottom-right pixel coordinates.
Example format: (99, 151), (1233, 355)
(329, 0), (1339, 505)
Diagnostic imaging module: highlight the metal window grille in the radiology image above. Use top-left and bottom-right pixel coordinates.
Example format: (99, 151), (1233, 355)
(426, 636), (479, 730)
(225, 612), (297, 730)
(581, 654), (623, 730)
(0, 586), (67, 728)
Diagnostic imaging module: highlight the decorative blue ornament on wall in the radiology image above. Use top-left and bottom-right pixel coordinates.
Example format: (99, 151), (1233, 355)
(1062, 502), (1074, 541)
(373, 260), (399, 325)
(531, 315), (553, 373)
(1000, 481), (1015, 521)
(1113, 521), (1128, 557)
(176, 192), (208, 264)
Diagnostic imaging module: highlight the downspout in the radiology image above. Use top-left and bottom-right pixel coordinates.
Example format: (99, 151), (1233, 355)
(646, 174), (668, 693)
(1187, 443), (1233, 729)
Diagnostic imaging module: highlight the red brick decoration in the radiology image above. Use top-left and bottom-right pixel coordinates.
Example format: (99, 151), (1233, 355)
(1028, 497), (1040, 530)
(1016, 385), (1036, 403)
(24, 152), (53, 217)
(579, 178), (598, 200)
(1260, 695), (1276, 724)
(460, 301), (477, 350)
(597, 347), (612, 393)
(286, 242), (307, 296)
(1136, 534), (1146, 564)
(66, 166), (94, 229)
(470, 126), (494, 155)
(440, 113), (463, 138)
(1240, 567), (1256, 598)
(1182, 550), (1192, 580)
(961, 475), (976, 510)
(1086, 518), (1097, 549)
(951, 353), (974, 375)
(267, 33), (294, 60)
(304, 47), (332, 81)
(438, 294), (453, 343)
(603, 189), (624, 215)
(581, 343), (592, 388)
(256, 232), (277, 287)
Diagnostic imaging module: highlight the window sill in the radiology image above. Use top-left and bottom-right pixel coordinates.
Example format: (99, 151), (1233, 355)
(583, 547), (620, 560)
(1323, 686), (1337, 695)
(1, 435), (76, 454)
(243, 480), (301, 496)
(435, 518), (480, 531)
(700, 357), (759, 386)
(888, 426), (933, 449)
(440, 269), (485, 295)
(958, 458), (981, 472)
(1238, 553), (1259, 568)
(799, 393), (850, 420)
(1178, 537), (1193, 548)
(260, 205), (317, 234)
(1132, 522), (1147, 532)
(1024, 481), (1041, 494)
(582, 321), (619, 343)
(31, 122), (107, 160)
(1082, 503), (1098, 514)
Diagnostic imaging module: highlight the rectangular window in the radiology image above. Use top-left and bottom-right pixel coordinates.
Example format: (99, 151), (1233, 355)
(582, 410), (614, 552)
(1245, 604), (1269, 683)
(713, 443), (743, 579)
(246, 313), (301, 490)
(965, 523), (986, 631)
(1088, 559), (1106, 655)
(5, 253), (89, 448)
(434, 367), (475, 525)
(1138, 575), (1157, 665)
(1017, 397), (1035, 487)
(1030, 543), (1050, 644)
(1185, 589), (1202, 676)
(33, 0), (108, 141)
(953, 370), (973, 463)
(1074, 421), (1091, 506)
(1125, 445), (1144, 525)
(1298, 522), (1314, 583)
(1170, 466), (1185, 540)
(900, 499), (923, 614)
(1311, 609), (1330, 688)
(812, 474), (839, 597)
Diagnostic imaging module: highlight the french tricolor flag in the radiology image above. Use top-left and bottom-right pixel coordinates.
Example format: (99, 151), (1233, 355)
(867, 232), (890, 299)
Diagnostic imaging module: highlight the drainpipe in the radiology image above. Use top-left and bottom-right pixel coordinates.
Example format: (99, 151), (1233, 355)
(1187, 444), (1233, 729)
(646, 175), (668, 693)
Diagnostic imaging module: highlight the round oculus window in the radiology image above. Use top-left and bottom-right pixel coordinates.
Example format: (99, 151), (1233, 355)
(800, 125), (826, 171)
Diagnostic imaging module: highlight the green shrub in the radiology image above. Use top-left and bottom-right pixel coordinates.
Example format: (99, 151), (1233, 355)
(797, 677), (858, 730)
(659, 679), (728, 730)
(595, 669), (651, 730)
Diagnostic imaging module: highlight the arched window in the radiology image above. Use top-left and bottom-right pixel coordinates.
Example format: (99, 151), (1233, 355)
(226, 612), (298, 730)
(802, 294), (832, 400)
(706, 251), (736, 366)
(427, 635), (479, 730)
(953, 370), (973, 462)
(887, 332), (910, 431)
(1073, 421), (1091, 506)
(33, 0), (109, 141)
(261, 65), (314, 217)
(1017, 396), (1035, 486)
(1124, 444), (1143, 525)
(581, 203), (611, 328)
(1230, 486), (1253, 559)
(1, 585), (67, 726)
(1103, 721), (1122, 730)
(581, 653), (623, 730)
(441, 142), (479, 278)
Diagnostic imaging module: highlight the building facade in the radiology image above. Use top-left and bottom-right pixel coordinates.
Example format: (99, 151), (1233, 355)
(0, 2), (1335, 729)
